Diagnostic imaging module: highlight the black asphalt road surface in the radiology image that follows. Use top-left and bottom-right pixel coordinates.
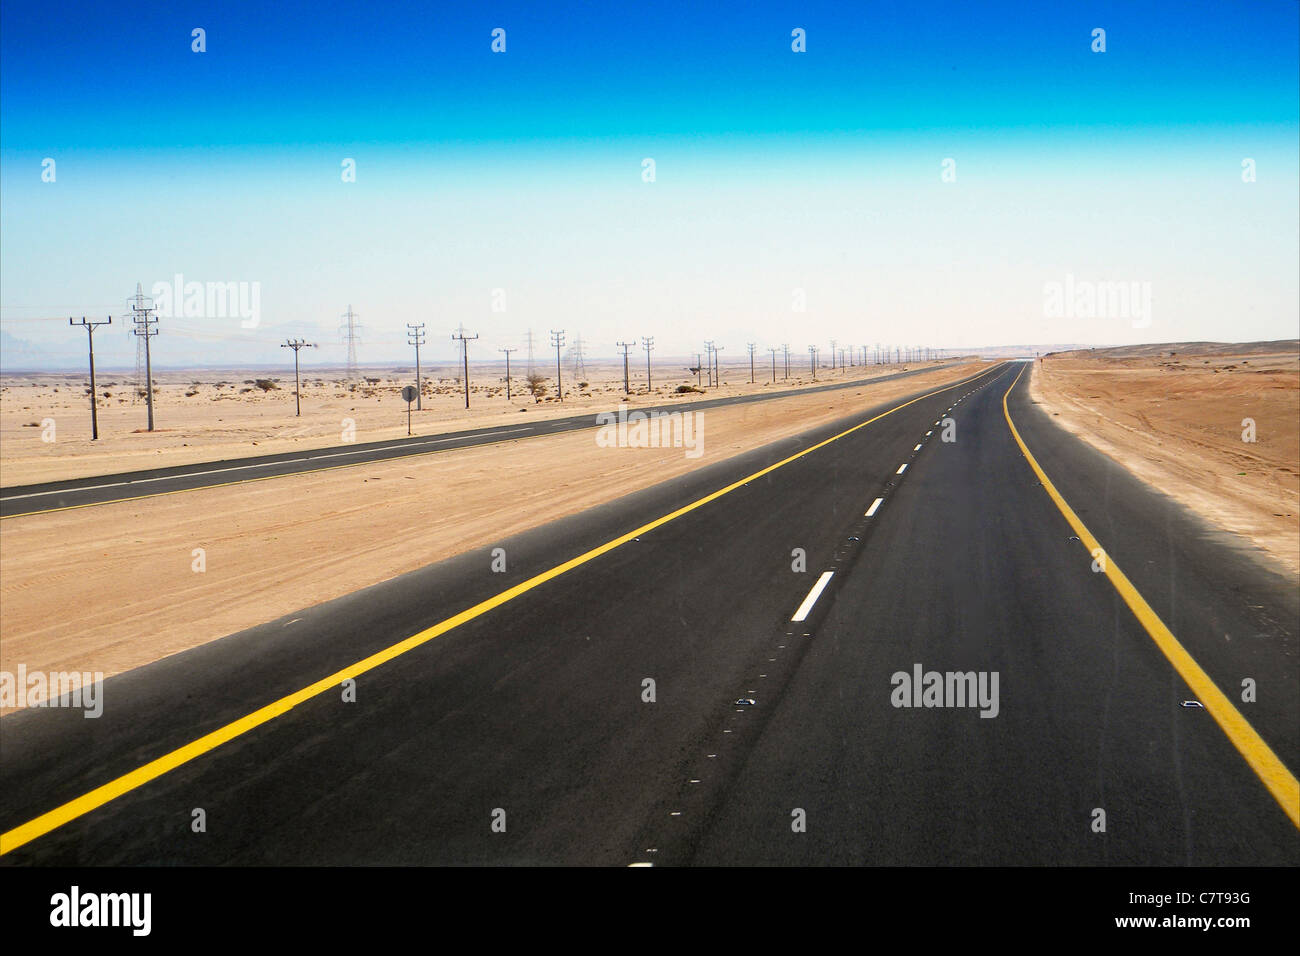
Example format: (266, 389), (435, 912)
(0, 363), (954, 517)
(2, 361), (1296, 865)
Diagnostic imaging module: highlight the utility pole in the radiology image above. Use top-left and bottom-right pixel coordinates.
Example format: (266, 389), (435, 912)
(550, 329), (565, 402)
(452, 325), (478, 409)
(70, 315), (111, 440)
(809, 345), (817, 380)
(712, 345), (724, 387)
(406, 322), (426, 410)
(747, 342), (756, 383)
(782, 343), (790, 379)
(642, 336), (654, 391)
(703, 340), (714, 387)
(499, 347), (516, 401)
(525, 329), (536, 375)
(129, 284), (158, 431)
(767, 347), (778, 383)
(280, 339), (317, 416)
(616, 340), (636, 394)
(830, 339), (837, 371)
(696, 353), (703, 387)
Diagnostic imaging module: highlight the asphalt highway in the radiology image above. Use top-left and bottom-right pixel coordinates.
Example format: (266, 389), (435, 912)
(0, 363), (953, 517)
(1, 361), (1296, 865)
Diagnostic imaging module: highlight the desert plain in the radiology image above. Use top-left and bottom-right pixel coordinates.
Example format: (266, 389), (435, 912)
(0, 356), (975, 708)
(2, 342), (1296, 713)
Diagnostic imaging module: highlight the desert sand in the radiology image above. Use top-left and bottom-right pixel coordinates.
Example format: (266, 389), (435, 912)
(0, 361), (989, 710)
(0, 357), (947, 486)
(1032, 342), (1299, 577)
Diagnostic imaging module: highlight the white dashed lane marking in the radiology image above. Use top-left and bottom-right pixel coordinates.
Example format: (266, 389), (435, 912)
(791, 570), (835, 622)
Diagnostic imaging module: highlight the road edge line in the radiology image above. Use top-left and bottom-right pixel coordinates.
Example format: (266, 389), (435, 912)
(1003, 362), (1299, 828)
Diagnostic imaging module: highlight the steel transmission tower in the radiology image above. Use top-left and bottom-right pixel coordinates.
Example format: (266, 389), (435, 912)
(569, 333), (588, 382)
(129, 283), (158, 431)
(129, 283), (149, 405)
(340, 305), (362, 381)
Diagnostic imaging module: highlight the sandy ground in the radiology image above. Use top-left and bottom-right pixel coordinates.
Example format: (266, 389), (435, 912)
(1031, 341), (1299, 578)
(0, 361), (989, 710)
(0, 358), (949, 486)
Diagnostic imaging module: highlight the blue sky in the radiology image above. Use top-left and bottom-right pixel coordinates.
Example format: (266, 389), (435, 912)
(2, 0), (1297, 369)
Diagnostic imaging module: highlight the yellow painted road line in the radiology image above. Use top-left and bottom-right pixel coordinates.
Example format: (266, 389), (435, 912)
(0, 366), (985, 522)
(1003, 363), (1300, 828)
(0, 364), (1005, 855)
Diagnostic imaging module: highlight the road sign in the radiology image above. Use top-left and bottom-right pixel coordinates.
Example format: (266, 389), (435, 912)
(401, 385), (418, 435)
